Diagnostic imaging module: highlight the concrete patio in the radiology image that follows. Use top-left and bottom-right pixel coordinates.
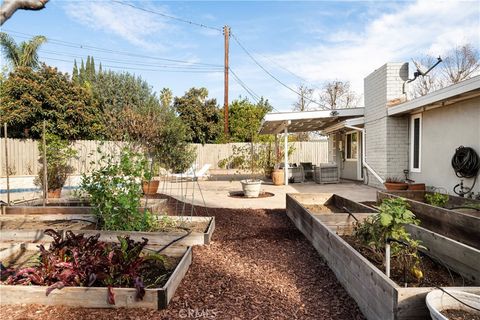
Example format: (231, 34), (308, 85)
(159, 178), (378, 209)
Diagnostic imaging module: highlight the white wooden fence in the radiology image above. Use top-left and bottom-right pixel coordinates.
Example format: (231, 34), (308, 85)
(0, 139), (328, 176)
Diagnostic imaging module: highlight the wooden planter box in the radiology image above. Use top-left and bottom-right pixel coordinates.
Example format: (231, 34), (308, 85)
(0, 243), (192, 309)
(378, 191), (480, 249)
(0, 214), (215, 246)
(2, 198), (167, 215)
(286, 193), (480, 320)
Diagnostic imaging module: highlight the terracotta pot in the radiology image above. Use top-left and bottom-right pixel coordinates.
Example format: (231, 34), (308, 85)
(142, 180), (160, 195)
(272, 169), (285, 186)
(47, 188), (62, 198)
(384, 182), (408, 190)
(408, 183), (426, 191)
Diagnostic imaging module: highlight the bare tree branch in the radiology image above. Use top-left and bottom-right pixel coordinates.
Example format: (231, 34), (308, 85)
(319, 80), (359, 109)
(0, 0), (48, 25)
(442, 44), (480, 84)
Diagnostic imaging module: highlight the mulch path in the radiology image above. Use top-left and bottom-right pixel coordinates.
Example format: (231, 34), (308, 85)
(1, 198), (365, 320)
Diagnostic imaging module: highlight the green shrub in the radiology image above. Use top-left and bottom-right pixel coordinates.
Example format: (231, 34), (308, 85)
(80, 147), (157, 231)
(34, 133), (77, 191)
(354, 198), (424, 277)
(425, 192), (449, 208)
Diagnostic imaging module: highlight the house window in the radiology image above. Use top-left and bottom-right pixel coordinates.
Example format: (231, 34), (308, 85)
(345, 131), (358, 160)
(410, 114), (422, 172)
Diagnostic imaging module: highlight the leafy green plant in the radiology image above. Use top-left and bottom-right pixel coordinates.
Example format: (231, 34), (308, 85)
(34, 133), (77, 191)
(354, 198), (424, 279)
(80, 147), (157, 231)
(1, 230), (172, 304)
(425, 192), (449, 208)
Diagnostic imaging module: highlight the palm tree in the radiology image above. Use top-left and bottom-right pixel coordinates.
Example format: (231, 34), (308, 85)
(0, 32), (47, 69)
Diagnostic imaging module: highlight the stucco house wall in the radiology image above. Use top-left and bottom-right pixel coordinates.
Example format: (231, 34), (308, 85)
(409, 98), (480, 193)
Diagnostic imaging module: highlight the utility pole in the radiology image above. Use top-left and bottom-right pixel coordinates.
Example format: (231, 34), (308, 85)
(223, 25), (230, 138)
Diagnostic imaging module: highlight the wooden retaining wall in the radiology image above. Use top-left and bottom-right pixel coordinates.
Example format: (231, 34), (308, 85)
(0, 244), (192, 309)
(378, 191), (480, 249)
(286, 193), (480, 320)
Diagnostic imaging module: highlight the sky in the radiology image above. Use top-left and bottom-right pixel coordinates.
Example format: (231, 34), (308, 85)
(1, 0), (479, 111)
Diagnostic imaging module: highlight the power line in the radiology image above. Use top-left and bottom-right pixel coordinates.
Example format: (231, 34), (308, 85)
(39, 49), (222, 70)
(40, 56), (223, 73)
(230, 32), (329, 110)
(230, 68), (280, 112)
(3, 29), (221, 67)
(230, 68), (260, 102)
(111, 0), (222, 32)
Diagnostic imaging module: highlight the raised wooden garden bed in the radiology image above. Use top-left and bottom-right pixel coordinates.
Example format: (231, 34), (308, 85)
(2, 197), (167, 215)
(0, 243), (191, 309)
(286, 193), (480, 320)
(0, 214), (215, 246)
(378, 191), (480, 249)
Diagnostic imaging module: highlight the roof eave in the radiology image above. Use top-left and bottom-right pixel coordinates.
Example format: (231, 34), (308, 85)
(388, 76), (480, 116)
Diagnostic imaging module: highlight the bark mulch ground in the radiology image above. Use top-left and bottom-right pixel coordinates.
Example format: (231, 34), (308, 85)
(1, 199), (365, 320)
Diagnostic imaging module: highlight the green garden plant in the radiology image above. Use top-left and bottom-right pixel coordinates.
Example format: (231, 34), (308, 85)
(80, 147), (157, 231)
(425, 192), (449, 208)
(354, 198), (424, 280)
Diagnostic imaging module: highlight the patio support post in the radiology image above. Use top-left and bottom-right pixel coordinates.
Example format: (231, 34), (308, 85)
(284, 126), (288, 186)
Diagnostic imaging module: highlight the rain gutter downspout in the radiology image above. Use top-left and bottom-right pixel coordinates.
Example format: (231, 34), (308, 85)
(345, 125), (384, 184)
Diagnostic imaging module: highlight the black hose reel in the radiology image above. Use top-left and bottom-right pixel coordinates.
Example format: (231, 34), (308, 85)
(452, 146), (480, 197)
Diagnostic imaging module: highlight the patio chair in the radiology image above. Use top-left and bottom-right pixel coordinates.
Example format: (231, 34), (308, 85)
(171, 164), (211, 182)
(300, 162), (314, 180)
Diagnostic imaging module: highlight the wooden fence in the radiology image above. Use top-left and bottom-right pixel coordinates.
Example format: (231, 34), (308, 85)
(0, 139), (328, 176)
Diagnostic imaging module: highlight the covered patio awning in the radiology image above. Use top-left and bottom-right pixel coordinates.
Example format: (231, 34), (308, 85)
(258, 108), (365, 134)
(258, 108), (364, 185)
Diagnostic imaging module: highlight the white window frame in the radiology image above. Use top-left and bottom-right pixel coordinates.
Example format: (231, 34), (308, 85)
(345, 131), (358, 161)
(410, 113), (422, 173)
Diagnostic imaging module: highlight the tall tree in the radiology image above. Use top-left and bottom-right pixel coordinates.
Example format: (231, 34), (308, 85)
(72, 59), (79, 83)
(319, 80), (358, 109)
(0, 32), (46, 69)
(442, 44), (479, 85)
(173, 87), (222, 144)
(228, 97), (272, 143)
(292, 84), (315, 141)
(293, 84), (314, 112)
(0, 64), (104, 139)
(79, 60), (85, 84)
(410, 43), (479, 97)
(159, 88), (173, 108)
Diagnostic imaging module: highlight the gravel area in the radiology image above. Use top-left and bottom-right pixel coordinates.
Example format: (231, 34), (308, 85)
(1, 200), (365, 320)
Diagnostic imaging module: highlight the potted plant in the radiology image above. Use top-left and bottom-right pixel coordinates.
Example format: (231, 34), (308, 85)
(34, 133), (77, 198)
(238, 142), (263, 198)
(384, 176), (408, 190)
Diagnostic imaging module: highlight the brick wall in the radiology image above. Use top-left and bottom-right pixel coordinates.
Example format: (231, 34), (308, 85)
(364, 63), (409, 187)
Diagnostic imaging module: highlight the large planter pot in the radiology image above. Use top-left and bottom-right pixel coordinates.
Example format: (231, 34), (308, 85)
(426, 289), (480, 320)
(408, 183), (426, 191)
(47, 188), (62, 198)
(142, 180), (160, 195)
(272, 169), (284, 186)
(240, 179), (262, 198)
(384, 182), (408, 190)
